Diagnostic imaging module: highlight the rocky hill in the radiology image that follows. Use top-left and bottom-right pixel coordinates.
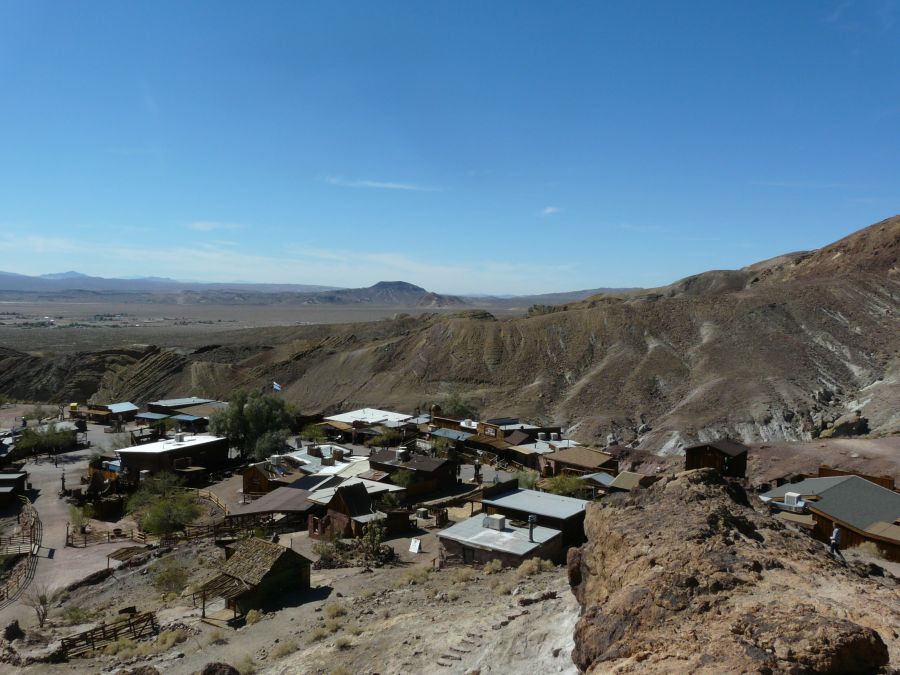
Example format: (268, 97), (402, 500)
(1, 217), (898, 450)
(567, 469), (899, 673)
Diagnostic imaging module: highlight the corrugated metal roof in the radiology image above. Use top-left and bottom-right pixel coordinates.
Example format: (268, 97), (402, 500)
(438, 515), (561, 556)
(609, 471), (643, 491)
(325, 408), (412, 425)
(431, 428), (472, 442)
(481, 489), (587, 520)
(150, 397), (215, 408)
(759, 476), (852, 502)
(136, 412), (170, 420)
(107, 402), (139, 414)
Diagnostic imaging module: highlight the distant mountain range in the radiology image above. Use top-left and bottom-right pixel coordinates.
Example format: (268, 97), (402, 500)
(0, 270), (630, 308)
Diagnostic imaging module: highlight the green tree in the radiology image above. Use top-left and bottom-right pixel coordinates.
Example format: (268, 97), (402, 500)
(209, 390), (293, 458)
(15, 423), (77, 456)
(253, 429), (290, 461)
(300, 423), (326, 443)
(357, 520), (386, 570)
(544, 473), (585, 497)
(126, 473), (200, 536)
(516, 469), (539, 489)
(441, 393), (479, 420)
(390, 469), (414, 488)
(367, 428), (402, 448)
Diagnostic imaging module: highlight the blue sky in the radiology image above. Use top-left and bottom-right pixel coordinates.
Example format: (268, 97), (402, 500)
(0, 1), (897, 294)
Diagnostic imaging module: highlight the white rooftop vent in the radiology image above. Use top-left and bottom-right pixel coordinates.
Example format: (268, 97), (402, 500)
(784, 492), (800, 506)
(550, 432), (560, 441)
(537, 432), (547, 441)
(483, 514), (506, 530)
(174, 432), (186, 443)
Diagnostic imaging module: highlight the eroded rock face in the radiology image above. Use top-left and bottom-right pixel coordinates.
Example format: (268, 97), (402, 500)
(568, 469), (894, 673)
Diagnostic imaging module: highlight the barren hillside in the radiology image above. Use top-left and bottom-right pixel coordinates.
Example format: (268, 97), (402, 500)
(1, 217), (898, 451)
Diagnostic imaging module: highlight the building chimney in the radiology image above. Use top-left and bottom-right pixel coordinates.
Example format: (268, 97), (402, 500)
(528, 514), (537, 543)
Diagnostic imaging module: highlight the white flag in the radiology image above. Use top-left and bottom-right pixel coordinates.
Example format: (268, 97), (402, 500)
(273, 381), (282, 392)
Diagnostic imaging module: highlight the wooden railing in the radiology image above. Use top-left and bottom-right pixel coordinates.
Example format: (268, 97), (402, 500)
(61, 611), (159, 657)
(0, 496), (41, 607)
(176, 487), (229, 514)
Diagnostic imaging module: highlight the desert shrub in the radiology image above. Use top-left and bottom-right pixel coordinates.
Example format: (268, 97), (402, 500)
(245, 609), (262, 625)
(544, 473), (585, 497)
(272, 639), (299, 658)
(310, 625), (330, 642)
(61, 606), (94, 625)
(156, 628), (188, 650)
(515, 470), (539, 489)
(347, 622), (363, 636)
(515, 557), (554, 580)
(335, 636), (352, 650)
(483, 559), (503, 574)
(236, 656), (258, 675)
(449, 567), (475, 584)
(204, 629), (227, 646)
(447, 589), (460, 601)
(380, 608), (391, 620)
(152, 558), (188, 593)
(103, 636), (137, 656)
(398, 566), (431, 586)
(850, 541), (884, 559)
(325, 617), (342, 633)
(323, 602), (346, 619)
(493, 581), (513, 595)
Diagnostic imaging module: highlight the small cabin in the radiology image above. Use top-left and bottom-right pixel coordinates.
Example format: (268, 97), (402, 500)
(684, 439), (749, 478)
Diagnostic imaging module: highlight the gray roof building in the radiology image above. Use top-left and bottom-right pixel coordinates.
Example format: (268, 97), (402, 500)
(481, 489), (587, 521)
(438, 515), (561, 558)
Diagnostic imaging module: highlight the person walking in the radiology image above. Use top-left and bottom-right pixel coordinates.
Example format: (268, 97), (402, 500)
(829, 525), (842, 556)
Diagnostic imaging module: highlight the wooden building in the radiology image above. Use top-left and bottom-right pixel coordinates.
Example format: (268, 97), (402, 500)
(760, 475), (900, 562)
(115, 434), (229, 481)
(538, 446), (618, 477)
(480, 487), (588, 547)
(684, 439), (749, 478)
(308, 483), (382, 539)
(196, 537), (311, 617)
(438, 514), (563, 566)
(368, 449), (455, 499)
(0, 471), (28, 507)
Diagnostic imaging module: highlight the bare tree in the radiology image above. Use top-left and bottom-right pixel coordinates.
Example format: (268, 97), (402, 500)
(23, 584), (60, 628)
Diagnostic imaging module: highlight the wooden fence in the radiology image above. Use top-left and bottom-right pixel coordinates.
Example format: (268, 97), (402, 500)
(176, 487), (229, 515)
(61, 611), (159, 657)
(0, 496), (41, 607)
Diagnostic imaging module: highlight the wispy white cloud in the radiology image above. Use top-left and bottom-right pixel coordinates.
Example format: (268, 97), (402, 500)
(185, 221), (243, 232)
(324, 176), (443, 192)
(0, 231), (576, 295)
(540, 206), (562, 216)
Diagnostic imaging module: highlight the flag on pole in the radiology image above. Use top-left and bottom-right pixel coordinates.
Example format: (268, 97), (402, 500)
(272, 381), (282, 392)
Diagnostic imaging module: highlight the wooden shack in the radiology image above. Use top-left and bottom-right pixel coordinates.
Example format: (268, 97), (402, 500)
(308, 483), (381, 539)
(684, 439), (748, 478)
(197, 537), (311, 616)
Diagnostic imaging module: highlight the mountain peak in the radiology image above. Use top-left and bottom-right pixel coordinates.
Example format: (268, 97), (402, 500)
(39, 271), (90, 280)
(369, 281), (427, 293)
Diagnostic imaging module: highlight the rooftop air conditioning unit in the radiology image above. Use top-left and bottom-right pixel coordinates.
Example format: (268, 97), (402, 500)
(174, 432), (186, 443)
(537, 432), (547, 441)
(551, 433), (560, 441)
(783, 492), (800, 506)
(483, 514), (506, 530)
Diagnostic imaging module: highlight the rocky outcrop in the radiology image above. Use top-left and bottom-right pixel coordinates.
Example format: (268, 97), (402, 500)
(568, 469), (897, 673)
